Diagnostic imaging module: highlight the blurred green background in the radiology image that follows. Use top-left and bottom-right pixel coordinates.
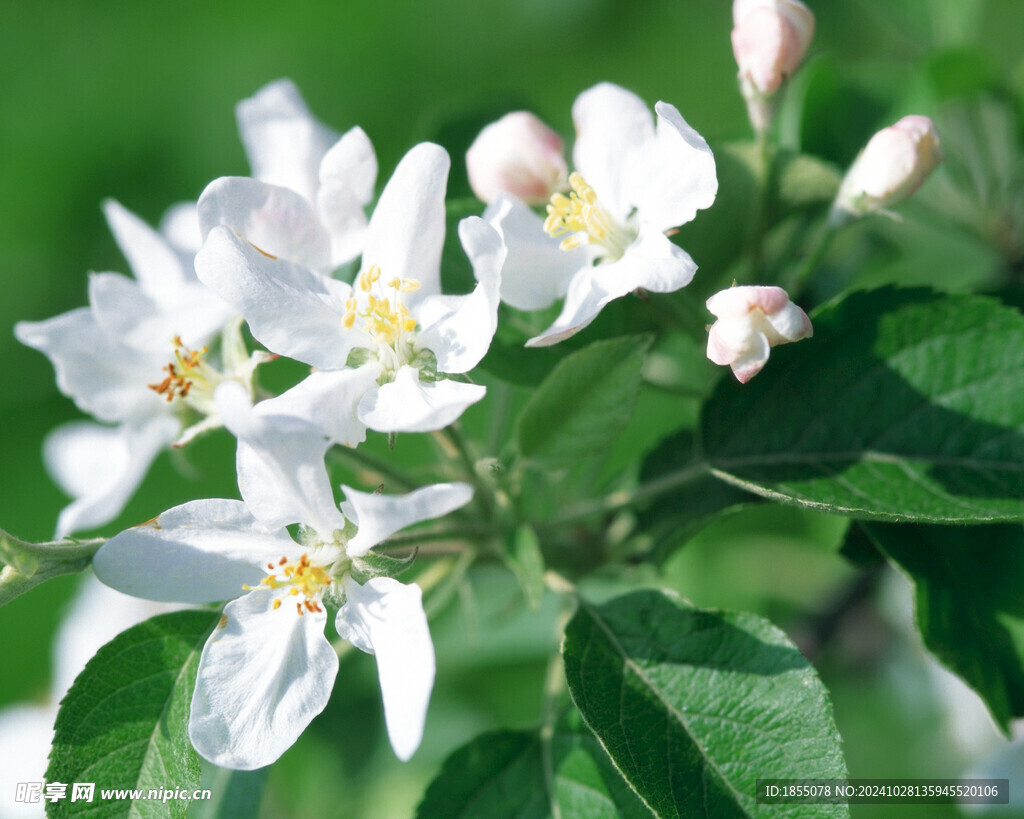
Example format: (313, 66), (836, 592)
(2, 0), (1023, 816)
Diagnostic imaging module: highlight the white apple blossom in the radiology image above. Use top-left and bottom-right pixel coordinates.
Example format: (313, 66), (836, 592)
(466, 111), (568, 205)
(195, 142), (505, 435)
(198, 79), (377, 273)
(833, 115), (943, 223)
(93, 383), (472, 769)
(14, 201), (258, 538)
(484, 82), (717, 346)
(706, 285), (812, 383)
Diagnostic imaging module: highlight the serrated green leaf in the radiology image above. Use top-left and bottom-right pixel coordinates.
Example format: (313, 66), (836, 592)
(862, 522), (1024, 732)
(563, 590), (848, 818)
(416, 724), (651, 819)
(703, 288), (1024, 522)
(517, 335), (652, 467)
(47, 610), (219, 819)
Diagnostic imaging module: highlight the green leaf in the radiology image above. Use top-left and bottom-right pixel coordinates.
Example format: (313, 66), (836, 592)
(416, 722), (651, 819)
(47, 610), (219, 818)
(516, 335), (652, 467)
(862, 521), (1024, 732)
(563, 590), (848, 818)
(703, 288), (1024, 522)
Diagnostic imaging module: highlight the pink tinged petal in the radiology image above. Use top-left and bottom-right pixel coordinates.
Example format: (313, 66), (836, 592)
(339, 481), (473, 558)
(317, 126), (378, 266)
(415, 217), (505, 374)
(93, 498), (295, 603)
(15, 308), (166, 423)
(357, 366), (486, 434)
(236, 78), (339, 206)
(572, 83), (657, 221)
(362, 143), (449, 300)
(102, 199), (192, 306)
(765, 300), (813, 343)
(197, 177), (331, 273)
(336, 577), (434, 761)
(483, 194), (581, 311)
(729, 331), (772, 383)
(216, 382), (346, 536)
(257, 365), (380, 449)
(45, 416), (181, 539)
(195, 226), (356, 370)
(189, 588), (338, 770)
(526, 227), (696, 347)
(630, 102), (718, 232)
(466, 111), (568, 205)
(706, 284), (789, 319)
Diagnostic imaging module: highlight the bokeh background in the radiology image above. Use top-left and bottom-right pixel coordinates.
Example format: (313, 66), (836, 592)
(2, 0), (1023, 816)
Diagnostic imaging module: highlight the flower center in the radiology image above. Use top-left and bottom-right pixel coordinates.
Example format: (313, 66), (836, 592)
(544, 172), (635, 261)
(343, 265), (422, 375)
(149, 336), (222, 406)
(252, 554), (333, 616)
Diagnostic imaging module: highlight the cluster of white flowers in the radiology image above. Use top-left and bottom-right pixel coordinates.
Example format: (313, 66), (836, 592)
(14, 0), (947, 769)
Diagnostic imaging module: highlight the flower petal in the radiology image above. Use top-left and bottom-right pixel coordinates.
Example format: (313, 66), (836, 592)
(357, 366), (486, 433)
(415, 217), (504, 374)
(15, 308), (165, 423)
(317, 126), (377, 266)
(93, 499), (293, 603)
(482, 195), (581, 311)
(362, 143), (448, 300)
(45, 416), (181, 539)
(195, 226), (356, 370)
(336, 577), (434, 761)
(197, 177), (331, 273)
(236, 78), (339, 205)
(216, 382), (346, 537)
(102, 199), (192, 305)
(572, 83), (657, 221)
(526, 227), (695, 346)
(339, 481), (473, 557)
(189, 588), (338, 770)
(631, 102), (718, 232)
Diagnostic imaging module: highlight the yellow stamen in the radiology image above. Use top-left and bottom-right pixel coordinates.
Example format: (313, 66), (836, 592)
(148, 336), (213, 402)
(252, 553), (331, 615)
(544, 172), (634, 260)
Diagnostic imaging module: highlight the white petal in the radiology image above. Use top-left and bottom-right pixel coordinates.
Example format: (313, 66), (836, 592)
(45, 416), (181, 539)
(197, 177), (331, 273)
(195, 226), (356, 370)
(483, 194), (581, 311)
(159, 201), (203, 255)
(317, 126), (377, 266)
(357, 367), (486, 433)
(190, 588), (338, 770)
(102, 199), (191, 305)
(572, 83), (657, 220)
(415, 217), (504, 374)
(0, 705), (55, 805)
(88, 272), (229, 352)
(258, 365), (380, 448)
(765, 299), (813, 343)
(93, 499), (294, 603)
(362, 143), (448, 300)
(236, 78), (339, 205)
(216, 382), (345, 537)
(730, 331), (772, 383)
(630, 102), (718, 232)
(340, 481), (473, 557)
(336, 577), (434, 761)
(15, 308), (165, 423)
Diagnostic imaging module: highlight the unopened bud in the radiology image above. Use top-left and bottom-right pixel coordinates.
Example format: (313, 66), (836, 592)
(833, 115), (942, 222)
(732, 0), (815, 132)
(466, 112), (568, 205)
(706, 285), (812, 383)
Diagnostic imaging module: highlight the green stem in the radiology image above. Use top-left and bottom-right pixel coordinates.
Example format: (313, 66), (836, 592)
(540, 598), (573, 819)
(786, 221), (839, 296)
(434, 423), (495, 519)
(748, 130), (776, 280)
(0, 533), (105, 608)
(544, 461), (710, 526)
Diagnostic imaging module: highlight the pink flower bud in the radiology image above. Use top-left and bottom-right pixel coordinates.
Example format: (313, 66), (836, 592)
(834, 115), (943, 220)
(732, 0), (815, 98)
(466, 112), (568, 205)
(706, 285), (812, 383)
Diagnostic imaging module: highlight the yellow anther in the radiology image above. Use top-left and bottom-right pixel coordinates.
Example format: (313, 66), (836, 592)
(344, 266), (422, 351)
(544, 172), (635, 261)
(343, 311), (356, 329)
(148, 336), (213, 403)
(272, 599), (282, 610)
(367, 265), (381, 283)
